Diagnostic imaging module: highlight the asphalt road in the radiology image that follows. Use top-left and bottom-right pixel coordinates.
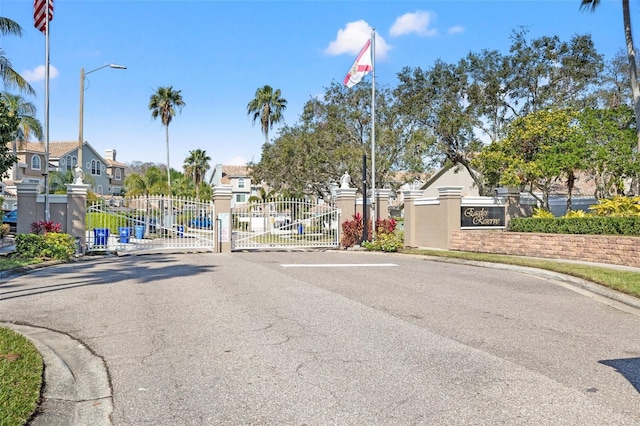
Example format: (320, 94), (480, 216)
(1, 251), (639, 425)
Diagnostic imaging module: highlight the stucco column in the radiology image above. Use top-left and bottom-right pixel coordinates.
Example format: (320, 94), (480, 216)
(334, 187), (357, 246)
(15, 182), (39, 234)
(503, 187), (533, 226)
(401, 189), (424, 248)
(437, 186), (463, 249)
(373, 189), (392, 221)
(213, 185), (233, 253)
(66, 183), (90, 253)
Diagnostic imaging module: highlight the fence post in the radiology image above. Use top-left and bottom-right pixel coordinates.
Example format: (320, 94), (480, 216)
(66, 183), (90, 253)
(212, 185), (233, 253)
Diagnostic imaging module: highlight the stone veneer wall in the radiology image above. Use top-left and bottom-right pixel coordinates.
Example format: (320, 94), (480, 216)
(449, 230), (640, 268)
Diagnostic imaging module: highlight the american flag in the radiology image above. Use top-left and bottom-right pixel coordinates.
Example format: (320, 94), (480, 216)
(33, 0), (53, 34)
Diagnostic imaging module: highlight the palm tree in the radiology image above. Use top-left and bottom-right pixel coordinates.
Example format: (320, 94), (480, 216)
(183, 149), (211, 199)
(0, 18), (35, 95)
(149, 86), (185, 190)
(247, 85), (287, 144)
(3, 93), (44, 180)
(581, 0), (640, 151)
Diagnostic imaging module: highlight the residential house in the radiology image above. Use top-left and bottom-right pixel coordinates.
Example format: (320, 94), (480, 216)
(209, 164), (261, 207)
(4, 141), (126, 197)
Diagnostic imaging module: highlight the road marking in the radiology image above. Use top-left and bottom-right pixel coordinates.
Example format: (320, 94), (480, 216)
(281, 263), (398, 268)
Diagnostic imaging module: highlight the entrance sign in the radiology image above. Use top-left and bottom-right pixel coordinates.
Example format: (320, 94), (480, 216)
(460, 206), (505, 228)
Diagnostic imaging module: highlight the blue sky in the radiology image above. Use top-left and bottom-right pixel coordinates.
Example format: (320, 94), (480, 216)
(0, 0), (627, 173)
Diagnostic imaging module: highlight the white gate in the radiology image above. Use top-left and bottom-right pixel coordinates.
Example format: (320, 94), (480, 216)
(231, 199), (340, 251)
(86, 195), (216, 253)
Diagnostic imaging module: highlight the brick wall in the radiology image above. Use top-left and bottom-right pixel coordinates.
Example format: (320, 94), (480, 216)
(449, 230), (640, 268)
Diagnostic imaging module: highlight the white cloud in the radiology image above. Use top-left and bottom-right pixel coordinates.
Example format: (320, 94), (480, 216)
(22, 65), (59, 83)
(325, 20), (391, 60)
(390, 11), (437, 37)
(225, 156), (247, 165)
(448, 25), (464, 35)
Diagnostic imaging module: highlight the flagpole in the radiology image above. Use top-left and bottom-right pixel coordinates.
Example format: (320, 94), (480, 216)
(44, 1), (51, 221)
(370, 28), (376, 240)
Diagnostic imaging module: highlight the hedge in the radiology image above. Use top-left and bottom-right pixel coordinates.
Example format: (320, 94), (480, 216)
(509, 217), (640, 236)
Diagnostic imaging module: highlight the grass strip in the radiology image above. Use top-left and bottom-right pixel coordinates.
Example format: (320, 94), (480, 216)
(0, 327), (43, 426)
(401, 249), (640, 299)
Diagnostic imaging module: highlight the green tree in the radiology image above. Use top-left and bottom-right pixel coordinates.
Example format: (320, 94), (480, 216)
(0, 17), (35, 95)
(0, 94), (19, 179)
(474, 108), (587, 210)
(183, 149), (211, 199)
(247, 85), (287, 144)
(251, 82), (427, 200)
(581, 0), (640, 151)
(124, 166), (169, 197)
(3, 93), (43, 180)
(149, 86), (185, 190)
(579, 106), (639, 197)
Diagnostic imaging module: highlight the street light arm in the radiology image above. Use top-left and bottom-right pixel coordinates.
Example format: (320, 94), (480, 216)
(86, 63), (127, 76)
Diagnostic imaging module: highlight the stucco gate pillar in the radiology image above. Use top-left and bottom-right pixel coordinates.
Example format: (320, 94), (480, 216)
(212, 185), (233, 253)
(401, 189), (425, 248)
(15, 182), (39, 234)
(66, 183), (90, 253)
(437, 186), (463, 249)
(334, 187), (357, 247)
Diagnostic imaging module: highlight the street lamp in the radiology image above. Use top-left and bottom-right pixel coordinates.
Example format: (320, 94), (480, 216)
(76, 63), (127, 183)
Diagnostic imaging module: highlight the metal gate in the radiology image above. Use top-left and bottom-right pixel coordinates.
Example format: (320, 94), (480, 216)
(231, 199), (340, 251)
(86, 195), (216, 254)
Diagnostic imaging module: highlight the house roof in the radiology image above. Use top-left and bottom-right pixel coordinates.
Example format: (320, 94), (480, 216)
(9, 141), (125, 168)
(221, 165), (250, 184)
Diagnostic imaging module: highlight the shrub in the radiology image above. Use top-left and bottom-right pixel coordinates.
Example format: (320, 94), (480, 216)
(509, 216), (640, 236)
(589, 196), (640, 217)
(14, 233), (75, 260)
(341, 213), (372, 248)
(30, 220), (62, 235)
(0, 223), (9, 238)
(532, 208), (554, 218)
(362, 231), (404, 252)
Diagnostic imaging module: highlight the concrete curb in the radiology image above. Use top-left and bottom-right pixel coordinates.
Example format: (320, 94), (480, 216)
(0, 322), (113, 426)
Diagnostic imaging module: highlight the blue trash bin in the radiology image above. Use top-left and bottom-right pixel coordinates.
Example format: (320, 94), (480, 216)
(118, 227), (130, 243)
(93, 228), (109, 246)
(176, 225), (184, 237)
(134, 225), (145, 239)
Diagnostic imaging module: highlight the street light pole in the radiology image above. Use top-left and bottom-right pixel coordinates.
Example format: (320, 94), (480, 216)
(76, 63), (126, 183)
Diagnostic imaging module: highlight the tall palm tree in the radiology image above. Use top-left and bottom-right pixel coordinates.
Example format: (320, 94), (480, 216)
(0, 17), (35, 95)
(247, 85), (287, 144)
(581, 0), (640, 151)
(3, 93), (43, 180)
(149, 86), (185, 190)
(183, 149), (211, 199)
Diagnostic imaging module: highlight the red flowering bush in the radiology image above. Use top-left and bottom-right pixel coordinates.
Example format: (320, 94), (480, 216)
(30, 220), (62, 235)
(341, 213), (373, 248)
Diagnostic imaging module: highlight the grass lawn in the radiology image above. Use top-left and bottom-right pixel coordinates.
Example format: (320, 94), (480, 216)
(0, 327), (42, 426)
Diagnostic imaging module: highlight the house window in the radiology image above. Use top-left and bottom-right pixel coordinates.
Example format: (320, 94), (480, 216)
(96, 185), (103, 195)
(236, 194), (246, 203)
(115, 169), (122, 180)
(65, 155), (72, 171)
(91, 160), (102, 176)
(31, 155), (41, 170)
(238, 178), (245, 189)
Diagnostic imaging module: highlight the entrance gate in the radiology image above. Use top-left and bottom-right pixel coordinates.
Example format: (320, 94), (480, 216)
(231, 199), (340, 251)
(86, 195), (216, 253)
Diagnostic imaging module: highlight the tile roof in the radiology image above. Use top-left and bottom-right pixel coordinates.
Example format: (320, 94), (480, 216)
(221, 165), (250, 184)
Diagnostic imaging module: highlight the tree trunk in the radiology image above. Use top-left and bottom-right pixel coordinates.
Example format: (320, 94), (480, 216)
(165, 124), (171, 191)
(622, 0), (640, 152)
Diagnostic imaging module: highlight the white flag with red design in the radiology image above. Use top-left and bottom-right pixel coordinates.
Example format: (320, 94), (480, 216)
(343, 39), (373, 88)
(34, 0), (53, 34)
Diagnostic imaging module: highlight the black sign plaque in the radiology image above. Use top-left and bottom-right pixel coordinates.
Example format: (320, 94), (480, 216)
(460, 206), (505, 228)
